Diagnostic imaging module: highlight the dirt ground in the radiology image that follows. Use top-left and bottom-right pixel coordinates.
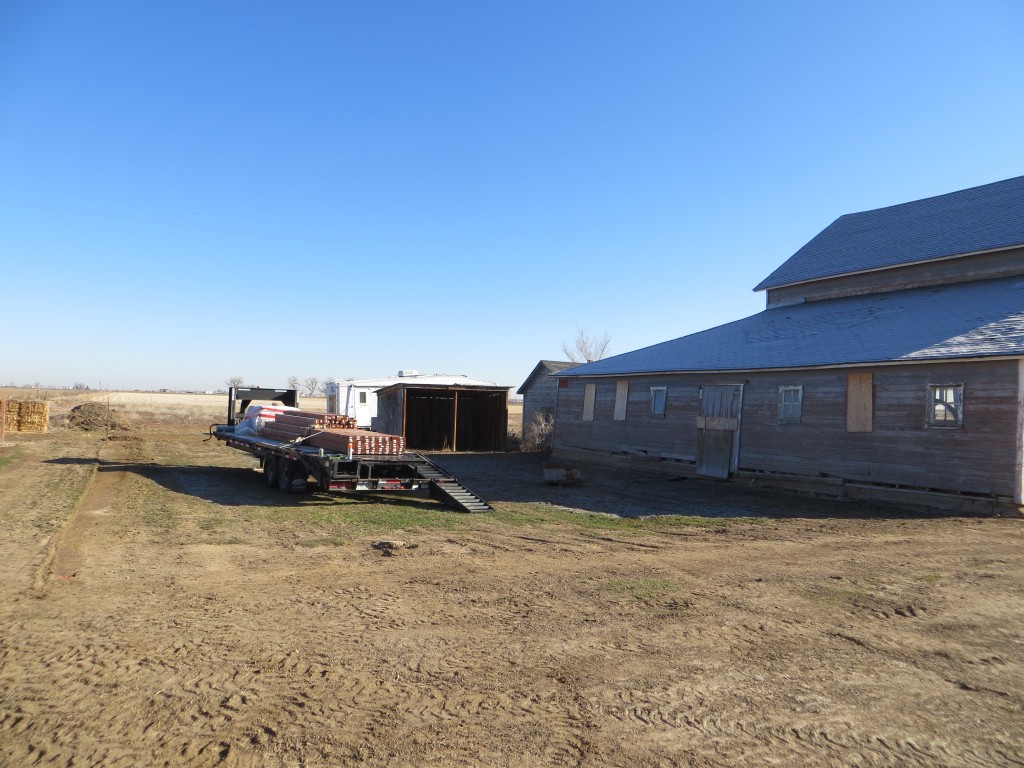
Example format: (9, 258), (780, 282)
(1, 405), (1022, 767)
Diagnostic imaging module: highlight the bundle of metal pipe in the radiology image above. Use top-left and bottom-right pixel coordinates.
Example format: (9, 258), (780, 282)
(260, 424), (405, 455)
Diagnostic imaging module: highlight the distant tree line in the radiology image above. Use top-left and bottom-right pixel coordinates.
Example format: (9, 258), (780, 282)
(225, 376), (336, 397)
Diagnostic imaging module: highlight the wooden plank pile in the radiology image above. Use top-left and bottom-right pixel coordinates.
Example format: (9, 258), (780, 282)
(3, 400), (49, 433)
(272, 411), (358, 431)
(260, 410), (405, 455)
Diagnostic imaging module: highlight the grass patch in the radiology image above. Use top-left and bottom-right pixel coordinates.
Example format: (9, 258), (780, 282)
(129, 487), (754, 547)
(204, 535), (245, 545)
(602, 577), (679, 601)
(917, 572), (943, 583)
(0, 447), (23, 471)
(142, 503), (179, 532)
(295, 535), (351, 547)
(808, 583), (874, 607)
(202, 497), (749, 545)
(262, 495), (468, 536)
(487, 503), (744, 533)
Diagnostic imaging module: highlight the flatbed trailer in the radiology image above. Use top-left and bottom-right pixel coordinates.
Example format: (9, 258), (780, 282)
(209, 424), (492, 512)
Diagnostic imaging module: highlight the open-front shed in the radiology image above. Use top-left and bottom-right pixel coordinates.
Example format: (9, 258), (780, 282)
(373, 383), (509, 451)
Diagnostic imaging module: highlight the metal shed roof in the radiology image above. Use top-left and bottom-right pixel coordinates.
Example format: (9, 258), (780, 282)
(556, 275), (1024, 377)
(335, 374), (498, 390)
(755, 175), (1024, 291)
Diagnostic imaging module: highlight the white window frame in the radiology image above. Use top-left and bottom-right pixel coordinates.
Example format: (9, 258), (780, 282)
(927, 384), (964, 428)
(778, 385), (803, 424)
(650, 386), (667, 417)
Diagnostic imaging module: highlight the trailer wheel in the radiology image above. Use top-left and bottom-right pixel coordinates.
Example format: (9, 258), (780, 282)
(264, 455), (279, 488)
(277, 460), (305, 493)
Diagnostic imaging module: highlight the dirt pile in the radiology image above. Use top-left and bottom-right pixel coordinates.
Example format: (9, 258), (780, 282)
(67, 402), (132, 432)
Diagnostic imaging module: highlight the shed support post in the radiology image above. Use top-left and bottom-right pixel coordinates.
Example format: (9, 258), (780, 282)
(452, 390), (458, 452)
(401, 389), (407, 444)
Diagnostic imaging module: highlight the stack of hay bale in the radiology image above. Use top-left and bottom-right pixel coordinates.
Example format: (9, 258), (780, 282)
(3, 400), (49, 433)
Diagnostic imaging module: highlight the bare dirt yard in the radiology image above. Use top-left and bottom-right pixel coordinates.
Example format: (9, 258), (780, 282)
(1, 394), (1022, 767)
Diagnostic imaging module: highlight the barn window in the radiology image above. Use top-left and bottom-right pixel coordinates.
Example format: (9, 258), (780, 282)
(650, 387), (667, 417)
(927, 384), (963, 428)
(582, 383), (596, 421)
(778, 386), (802, 424)
(614, 381), (628, 421)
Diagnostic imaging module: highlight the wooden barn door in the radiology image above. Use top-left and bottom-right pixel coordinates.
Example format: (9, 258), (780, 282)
(696, 384), (743, 478)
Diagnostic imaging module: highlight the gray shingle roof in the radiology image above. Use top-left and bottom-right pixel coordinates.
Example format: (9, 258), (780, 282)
(517, 360), (574, 394)
(755, 175), (1024, 291)
(556, 275), (1024, 377)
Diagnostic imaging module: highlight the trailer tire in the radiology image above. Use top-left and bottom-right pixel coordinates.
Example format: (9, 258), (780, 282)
(278, 460), (305, 493)
(264, 455), (279, 488)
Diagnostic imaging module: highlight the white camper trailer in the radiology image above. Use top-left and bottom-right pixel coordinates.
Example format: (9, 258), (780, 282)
(325, 371), (499, 429)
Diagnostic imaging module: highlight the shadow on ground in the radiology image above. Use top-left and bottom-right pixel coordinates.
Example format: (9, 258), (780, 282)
(426, 451), (970, 520)
(45, 451), (972, 520)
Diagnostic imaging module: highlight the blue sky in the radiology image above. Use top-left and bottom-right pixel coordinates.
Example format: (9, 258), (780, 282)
(2, 1), (1023, 392)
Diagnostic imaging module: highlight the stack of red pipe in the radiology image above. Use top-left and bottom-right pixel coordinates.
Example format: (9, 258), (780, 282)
(260, 410), (404, 455)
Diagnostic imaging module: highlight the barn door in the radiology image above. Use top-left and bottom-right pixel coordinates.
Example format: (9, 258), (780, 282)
(696, 384), (743, 478)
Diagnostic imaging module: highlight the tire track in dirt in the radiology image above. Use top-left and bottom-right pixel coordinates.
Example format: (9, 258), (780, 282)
(0, 438), (98, 598)
(4, 431), (1024, 767)
(576, 605), (1024, 768)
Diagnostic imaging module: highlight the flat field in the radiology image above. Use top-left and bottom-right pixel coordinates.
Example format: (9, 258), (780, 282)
(0, 396), (1022, 767)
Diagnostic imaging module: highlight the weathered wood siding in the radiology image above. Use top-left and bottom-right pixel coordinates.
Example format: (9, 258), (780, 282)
(766, 246), (1024, 307)
(553, 360), (1021, 497)
(554, 376), (703, 460)
(373, 388), (405, 436)
(522, 372), (560, 429)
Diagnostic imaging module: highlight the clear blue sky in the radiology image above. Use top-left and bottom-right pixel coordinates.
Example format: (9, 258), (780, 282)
(3, 1), (1023, 392)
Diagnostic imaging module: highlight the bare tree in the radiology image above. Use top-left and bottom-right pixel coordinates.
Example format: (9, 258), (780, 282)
(562, 327), (611, 363)
(226, 376), (245, 389)
(303, 377), (320, 397)
(523, 409), (555, 453)
(287, 376), (300, 391)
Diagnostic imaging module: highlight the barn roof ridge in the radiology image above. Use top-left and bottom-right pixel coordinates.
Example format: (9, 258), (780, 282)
(754, 174), (1024, 291)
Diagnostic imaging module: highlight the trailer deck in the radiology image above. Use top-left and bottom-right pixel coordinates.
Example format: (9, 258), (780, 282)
(210, 425), (492, 512)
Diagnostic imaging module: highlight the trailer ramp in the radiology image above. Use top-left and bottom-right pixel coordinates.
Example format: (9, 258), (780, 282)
(408, 454), (492, 512)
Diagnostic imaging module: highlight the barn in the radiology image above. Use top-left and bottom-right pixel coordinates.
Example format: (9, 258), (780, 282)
(517, 360), (573, 448)
(551, 175), (1024, 513)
